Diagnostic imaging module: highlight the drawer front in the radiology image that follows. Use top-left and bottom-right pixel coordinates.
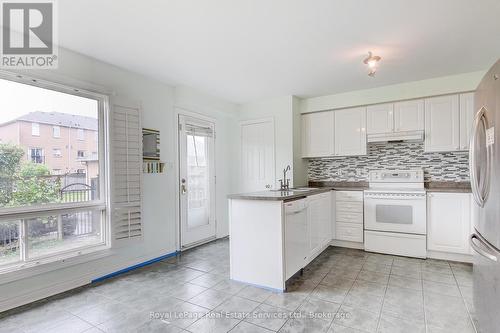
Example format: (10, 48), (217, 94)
(336, 191), (363, 202)
(336, 222), (363, 242)
(336, 211), (363, 224)
(336, 201), (363, 213)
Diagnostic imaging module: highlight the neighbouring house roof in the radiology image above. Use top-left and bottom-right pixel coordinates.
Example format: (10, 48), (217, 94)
(2, 111), (98, 131)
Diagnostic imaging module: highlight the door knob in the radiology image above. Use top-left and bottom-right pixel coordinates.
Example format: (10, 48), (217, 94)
(181, 178), (187, 194)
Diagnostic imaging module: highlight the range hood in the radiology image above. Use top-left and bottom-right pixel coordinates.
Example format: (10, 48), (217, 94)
(367, 130), (424, 143)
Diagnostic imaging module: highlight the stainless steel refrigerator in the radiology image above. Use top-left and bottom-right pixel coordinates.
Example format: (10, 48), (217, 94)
(470, 58), (500, 333)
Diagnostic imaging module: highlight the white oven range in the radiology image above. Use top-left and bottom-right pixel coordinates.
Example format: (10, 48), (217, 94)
(364, 169), (427, 258)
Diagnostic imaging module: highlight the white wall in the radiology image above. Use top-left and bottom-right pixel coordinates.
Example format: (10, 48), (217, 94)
(238, 96), (296, 189)
(301, 70), (486, 113)
(0, 48), (237, 311)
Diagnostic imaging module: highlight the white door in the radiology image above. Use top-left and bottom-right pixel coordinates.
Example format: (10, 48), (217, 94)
(424, 95), (460, 152)
(394, 99), (424, 132)
(301, 111), (335, 157)
(459, 92), (475, 151)
(307, 192), (331, 261)
(334, 107), (367, 156)
(179, 115), (216, 248)
(366, 103), (393, 134)
(240, 118), (275, 192)
(427, 193), (471, 254)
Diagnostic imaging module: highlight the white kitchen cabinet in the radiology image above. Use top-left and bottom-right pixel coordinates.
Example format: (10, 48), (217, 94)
(307, 192), (332, 261)
(459, 92), (475, 151)
(284, 199), (309, 280)
(394, 99), (424, 132)
(424, 95), (460, 152)
(427, 192), (471, 254)
(301, 111), (335, 157)
(334, 107), (367, 156)
(367, 103), (393, 134)
(335, 190), (363, 243)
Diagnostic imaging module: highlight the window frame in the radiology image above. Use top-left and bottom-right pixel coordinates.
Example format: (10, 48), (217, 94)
(28, 147), (44, 164)
(77, 128), (85, 141)
(31, 122), (40, 136)
(0, 72), (111, 274)
(53, 125), (61, 138)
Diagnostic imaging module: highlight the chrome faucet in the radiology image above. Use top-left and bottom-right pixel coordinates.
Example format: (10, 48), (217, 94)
(280, 165), (291, 190)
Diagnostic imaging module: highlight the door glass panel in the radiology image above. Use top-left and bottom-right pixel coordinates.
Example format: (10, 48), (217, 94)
(187, 134), (210, 229)
(376, 205), (413, 224)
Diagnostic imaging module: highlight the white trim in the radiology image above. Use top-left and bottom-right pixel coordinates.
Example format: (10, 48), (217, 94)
(0, 202), (106, 222)
(427, 250), (473, 263)
(238, 117), (276, 191)
(0, 246), (112, 285)
(174, 107), (217, 251)
(329, 239), (365, 250)
(0, 72), (112, 274)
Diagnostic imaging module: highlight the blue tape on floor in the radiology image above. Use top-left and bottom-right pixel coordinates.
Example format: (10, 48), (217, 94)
(91, 250), (179, 283)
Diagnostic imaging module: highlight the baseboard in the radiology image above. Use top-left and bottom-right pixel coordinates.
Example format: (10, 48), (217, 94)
(427, 250), (473, 263)
(330, 239), (364, 250)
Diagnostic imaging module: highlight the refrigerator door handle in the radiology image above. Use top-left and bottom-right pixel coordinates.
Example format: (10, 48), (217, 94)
(469, 107), (491, 207)
(470, 233), (499, 262)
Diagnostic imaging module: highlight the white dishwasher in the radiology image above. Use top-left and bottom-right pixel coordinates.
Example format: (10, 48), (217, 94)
(284, 198), (308, 280)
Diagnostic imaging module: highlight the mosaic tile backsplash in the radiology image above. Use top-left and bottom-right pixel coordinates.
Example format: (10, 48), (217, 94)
(308, 141), (469, 182)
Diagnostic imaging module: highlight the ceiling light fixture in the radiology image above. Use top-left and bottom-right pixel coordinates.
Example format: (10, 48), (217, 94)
(363, 51), (381, 77)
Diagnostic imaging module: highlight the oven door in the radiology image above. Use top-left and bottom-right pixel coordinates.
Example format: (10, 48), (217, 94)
(364, 192), (426, 235)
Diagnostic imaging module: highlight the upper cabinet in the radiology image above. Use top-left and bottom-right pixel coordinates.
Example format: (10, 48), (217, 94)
(394, 100), (424, 132)
(366, 103), (393, 134)
(424, 95), (460, 152)
(367, 100), (424, 135)
(301, 111), (335, 158)
(424, 93), (475, 152)
(459, 92), (475, 151)
(335, 107), (367, 156)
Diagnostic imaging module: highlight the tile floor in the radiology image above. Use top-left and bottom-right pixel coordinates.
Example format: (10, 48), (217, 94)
(0, 239), (476, 333)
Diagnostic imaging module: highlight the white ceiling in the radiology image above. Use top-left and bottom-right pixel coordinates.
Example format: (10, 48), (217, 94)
(58, 0), (500, 104)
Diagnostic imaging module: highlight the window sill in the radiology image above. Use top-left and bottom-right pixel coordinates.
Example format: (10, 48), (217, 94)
(0, 245), (113, 285)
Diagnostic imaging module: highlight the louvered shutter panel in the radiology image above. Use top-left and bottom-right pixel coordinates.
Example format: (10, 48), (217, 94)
(111, 100), (143, 243)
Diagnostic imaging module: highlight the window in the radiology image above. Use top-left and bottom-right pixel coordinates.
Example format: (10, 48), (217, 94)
(0, 75), (107, 270)
(31, 122), (40, 136)
(53, 148), (62, 157)
(77, 128), (84, 140)
(53, 126), (60, 138)
(29, 148), (44, 163)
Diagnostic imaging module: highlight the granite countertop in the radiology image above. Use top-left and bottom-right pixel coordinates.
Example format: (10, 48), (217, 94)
(308, 181), (368, 191)
(425, 181), (471, 193)
(227, 187), (333, 201)
(228, 181), (471, 201)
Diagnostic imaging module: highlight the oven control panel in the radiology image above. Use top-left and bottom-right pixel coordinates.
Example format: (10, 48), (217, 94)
(368, 169), (424, 183)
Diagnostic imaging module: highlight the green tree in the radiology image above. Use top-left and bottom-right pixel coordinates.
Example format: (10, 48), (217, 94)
(10, 163), (60, 206)
(0, 143), (24, 206)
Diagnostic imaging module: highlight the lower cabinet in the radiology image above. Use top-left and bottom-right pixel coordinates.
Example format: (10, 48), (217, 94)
(307, 192), (332, 261)
(335, 191), (364, 243)
(427, 192), (472, 254)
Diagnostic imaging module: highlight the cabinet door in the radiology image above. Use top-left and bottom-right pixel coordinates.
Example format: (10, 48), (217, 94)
(307, 192), (331, 260)
(424, 95), (460, 152)
(394, 99), (424, 132)
(459, 92), (475, 151)
(301, 111), (335, 158)
(427, 192), (471, 254)
(334, 107), (367, 156)
(285, 208), (308, 280)
(367, 103), (393, 134)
